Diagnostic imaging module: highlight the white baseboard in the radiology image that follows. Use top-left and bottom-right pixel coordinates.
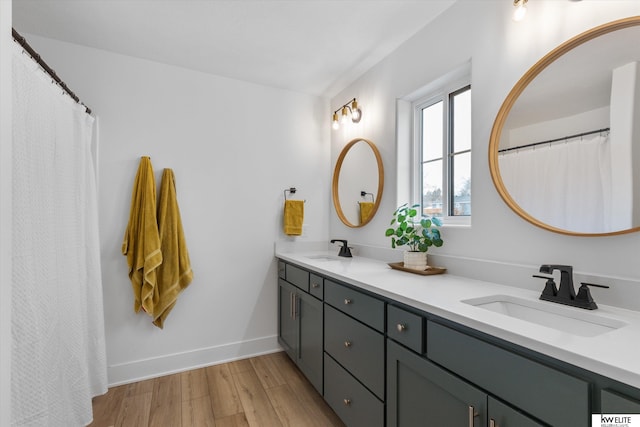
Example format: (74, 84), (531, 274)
(107, 334), (281, 387)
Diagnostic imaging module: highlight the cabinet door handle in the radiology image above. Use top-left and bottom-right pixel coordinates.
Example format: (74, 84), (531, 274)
(397, 323), (407, 332)
(468, 406), (478, 427)
(344, 341), (352, 348)
(343, 398), (351, 406)
(311, 282), (320, 288)
(290, 292), (294, 319)
(344, 298), (352, 305)
(489, 419), (496, 427)
(293, 295), (298, 319)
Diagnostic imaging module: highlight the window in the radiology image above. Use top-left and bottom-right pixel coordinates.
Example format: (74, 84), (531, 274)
(413, 81), (471, 224)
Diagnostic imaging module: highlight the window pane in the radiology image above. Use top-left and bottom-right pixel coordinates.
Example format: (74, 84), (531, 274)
(452, 88), (471, 153)
(422, 101), (443, 162)
(422, 160), (443, 218)
(452, 151), (471, 216)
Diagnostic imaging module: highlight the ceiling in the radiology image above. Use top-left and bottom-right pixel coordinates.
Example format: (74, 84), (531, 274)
(12, 0), (457, 97)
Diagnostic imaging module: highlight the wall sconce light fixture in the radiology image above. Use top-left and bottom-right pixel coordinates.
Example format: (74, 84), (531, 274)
(513, 0), (528, 21)
(332, 98), (362, 130)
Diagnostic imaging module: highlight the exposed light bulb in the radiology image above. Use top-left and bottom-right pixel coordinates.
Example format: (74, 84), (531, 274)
(513, 0), (527, 22)
(341, 106), (349, 124)
(351, 100), (362, 123)
(332, 112), (340, 130)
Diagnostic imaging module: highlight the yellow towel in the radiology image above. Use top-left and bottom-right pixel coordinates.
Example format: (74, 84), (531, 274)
(153, 169), (193, 329)
(360, 202), (375, 224)
(284, 200), (304, 236)
(122, 156), (163, 315)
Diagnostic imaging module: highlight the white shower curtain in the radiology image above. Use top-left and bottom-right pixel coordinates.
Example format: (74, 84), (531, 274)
(11, 43), (107, 426)
(499, 132), (612, 233)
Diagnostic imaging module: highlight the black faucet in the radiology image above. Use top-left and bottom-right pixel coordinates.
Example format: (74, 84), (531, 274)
(535, 264), (608, 310)
(330, 239), (352, 257)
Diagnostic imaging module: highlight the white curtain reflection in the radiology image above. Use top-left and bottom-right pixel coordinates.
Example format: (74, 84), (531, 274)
(499, 133), (612, 233)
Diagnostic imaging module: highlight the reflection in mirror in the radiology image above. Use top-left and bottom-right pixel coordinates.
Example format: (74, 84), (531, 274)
(332, 138), (384, 227)
(489, 16), (640, 236)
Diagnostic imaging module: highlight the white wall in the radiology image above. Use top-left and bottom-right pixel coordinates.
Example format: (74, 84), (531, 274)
(23, 35), (330, 384)
(0, 1), (13, 424)
(330, 1), (640, 282)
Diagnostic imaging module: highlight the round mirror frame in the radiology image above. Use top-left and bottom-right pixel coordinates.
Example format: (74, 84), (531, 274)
(489, 16), (640, 237)
(332, 138), (384, 228)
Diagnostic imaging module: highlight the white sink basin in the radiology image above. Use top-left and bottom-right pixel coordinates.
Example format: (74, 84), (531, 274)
(462, 295), (626, 337)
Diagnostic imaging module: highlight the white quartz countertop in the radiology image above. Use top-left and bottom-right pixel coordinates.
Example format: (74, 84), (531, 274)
(276, 248), (640, 389)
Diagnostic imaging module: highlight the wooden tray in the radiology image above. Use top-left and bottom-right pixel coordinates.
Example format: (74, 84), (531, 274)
(388, 262), (446, 276)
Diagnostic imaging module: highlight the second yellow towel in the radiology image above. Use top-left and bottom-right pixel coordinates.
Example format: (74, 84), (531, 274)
(283, 200), (304, 236)
(359, 202), (375, 224)
(153, 168), (193, 329)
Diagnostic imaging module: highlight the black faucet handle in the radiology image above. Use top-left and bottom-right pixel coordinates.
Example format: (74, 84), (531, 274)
(533, 275), (557, 297)
(574, 283), (608, 310)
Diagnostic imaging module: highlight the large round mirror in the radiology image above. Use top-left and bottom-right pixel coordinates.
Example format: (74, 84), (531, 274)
(489, 16), (640, 236)
(332, 138), (384, 227)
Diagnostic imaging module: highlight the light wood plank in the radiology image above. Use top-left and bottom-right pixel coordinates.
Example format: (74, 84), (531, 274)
(215, 413), (250, 427)
(182, 395), (216, 427)
(266, 384), (316, 427)
(115, 392), (152, 427)
(269, 352), (345, 427)
(250, 354), (287, 390)
(233, 369), (283, 427)
(227, 358), (253, 375)
(181, 367), (210, 401)
(149, 373), (182, 427)
(125, 377), (155, 397)
(206, 364), (243, 418)
(88, 385), (126, 427)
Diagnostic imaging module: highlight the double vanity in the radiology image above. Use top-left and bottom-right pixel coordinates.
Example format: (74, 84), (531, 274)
(276, 246), (640, 427)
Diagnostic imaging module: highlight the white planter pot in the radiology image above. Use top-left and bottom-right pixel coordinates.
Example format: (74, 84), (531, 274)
(404, 251), (428, 271)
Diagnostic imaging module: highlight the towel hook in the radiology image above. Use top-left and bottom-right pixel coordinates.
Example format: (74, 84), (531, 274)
(360, 191), (374, 203)
(284, 187), (305, 202)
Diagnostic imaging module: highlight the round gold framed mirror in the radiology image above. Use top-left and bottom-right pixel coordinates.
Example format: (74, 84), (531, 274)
(489, 16), (640, 236)
(332, 138), (384, 227)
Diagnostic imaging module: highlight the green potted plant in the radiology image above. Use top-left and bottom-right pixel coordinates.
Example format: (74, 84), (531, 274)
(385, 203), (443, 270)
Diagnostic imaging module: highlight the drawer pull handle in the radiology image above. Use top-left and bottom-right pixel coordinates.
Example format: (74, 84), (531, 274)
(344, 341), (352, 348)
(343, 398), (351, 406)
(490, 419), (496, 427)
(397, 323), (407, 332)
(468, 406), (478, 427)
(311, 283), (320, 288)
(344, 298), (352, 305)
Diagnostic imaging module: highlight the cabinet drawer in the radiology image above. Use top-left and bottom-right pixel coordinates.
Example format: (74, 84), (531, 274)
(601, 389), (640, 413)
(324, 279), (384, 332)
(324, 305), (385, 399)
(387, 305), (424, 354)
(278, 261), (286, 279)
(427, 322), (590, 427)
(309, 273), (324, 300)
(285, 263), (309, 292)
(324, 353), (384, 427)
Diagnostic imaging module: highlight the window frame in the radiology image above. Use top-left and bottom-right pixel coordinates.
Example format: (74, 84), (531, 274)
(412, 77), (471, 226)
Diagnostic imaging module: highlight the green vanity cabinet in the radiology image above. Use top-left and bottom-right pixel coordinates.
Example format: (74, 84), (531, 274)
(277, 259), (640, 427)
(387, 339), (487, 427)
(427, 321), (590, 427)
(601, 389), (640, 414)
(277, 267), (323, 394)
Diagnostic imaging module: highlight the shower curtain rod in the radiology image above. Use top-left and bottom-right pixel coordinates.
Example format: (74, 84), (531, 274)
(498, 127), (610, 154)
(12, 28), (92, 115)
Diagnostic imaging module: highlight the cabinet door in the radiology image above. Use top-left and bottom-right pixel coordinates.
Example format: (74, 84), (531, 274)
(387, 340), (486, 427)
(297, 290), (323, 394)
(278, 279), (297, 361)
(488, 397), (544, 427)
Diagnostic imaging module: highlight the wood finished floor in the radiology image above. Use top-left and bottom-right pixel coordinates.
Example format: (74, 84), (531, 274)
(88, 351), (346, 427)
